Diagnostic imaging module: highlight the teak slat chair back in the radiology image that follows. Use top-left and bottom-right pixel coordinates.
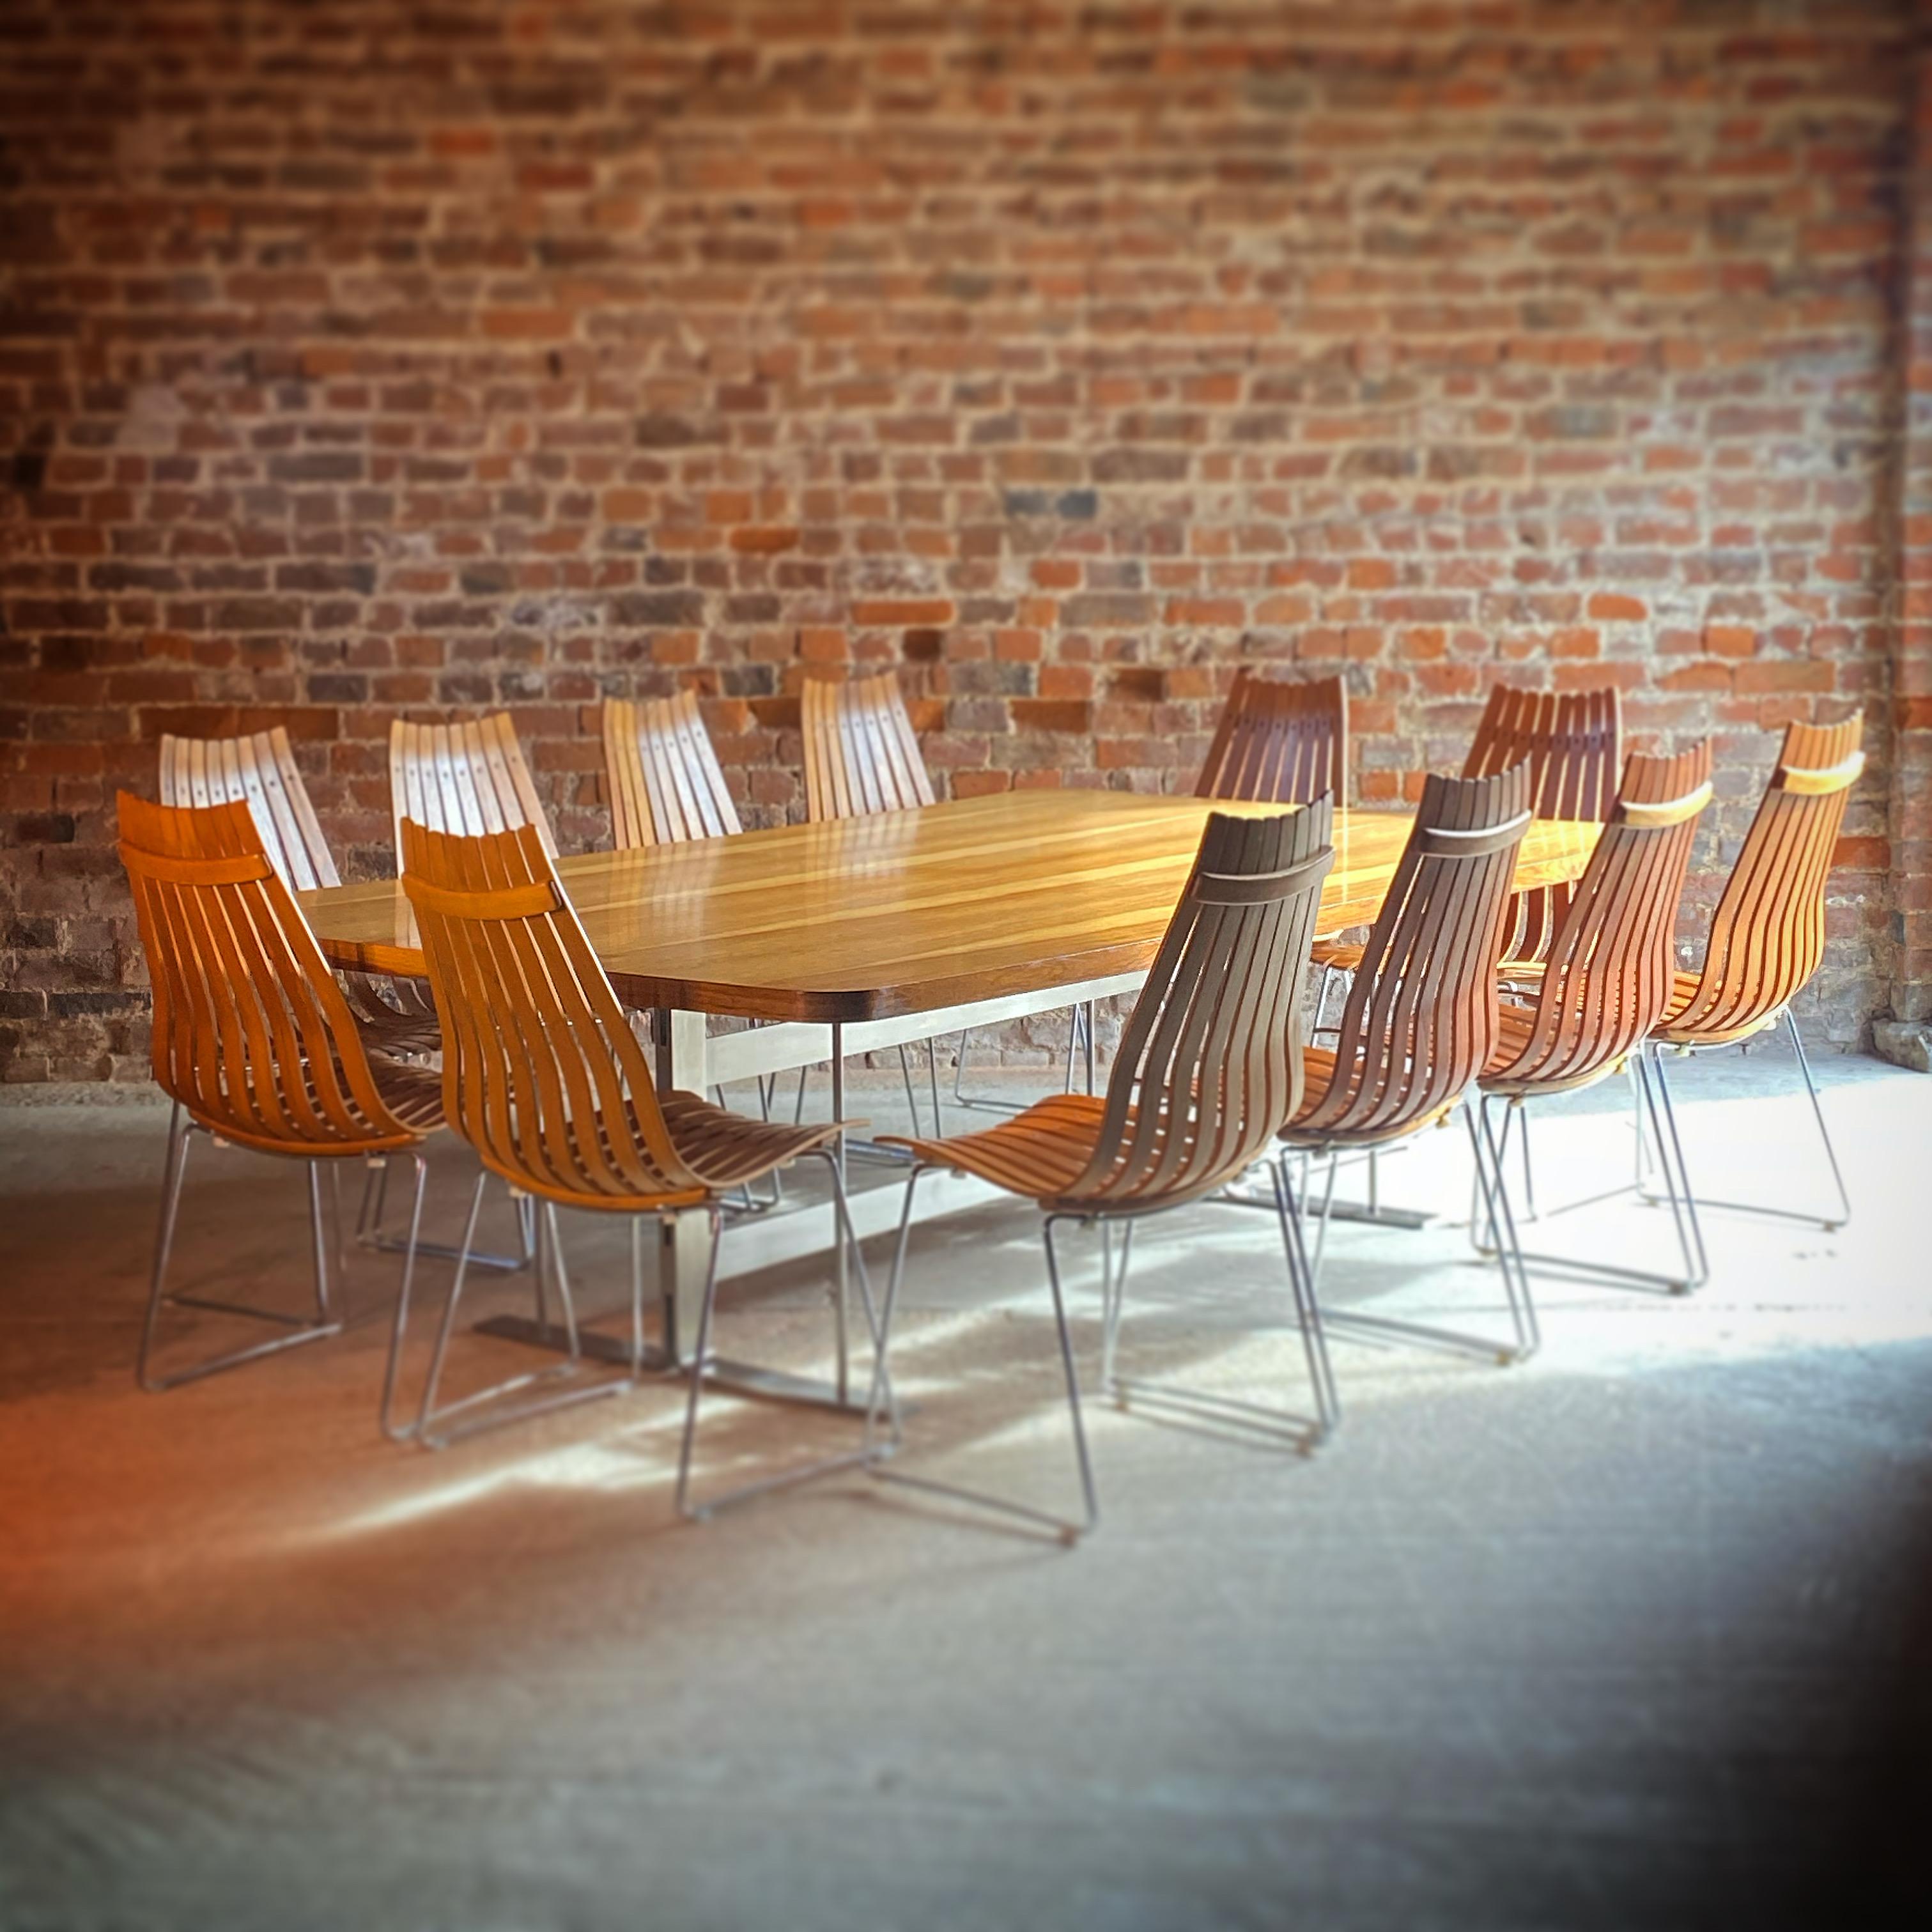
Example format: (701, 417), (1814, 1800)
(1299, 763), (1533, 1145)
(1196, 670), (1348, 808)
(1657, 716), (1864, 1046)
(399, 818), (708, 1210)
(158, 725), (338, 893)
(1051, 798), (1335, 1214)
(801, 671), (935, 821)
(1463, 682), (1621, 966)
(118, 792), (425, 1155)
(603, 692), (743, 849)
(1485, 741), (1715, 1095)
(390, 714), (557, 862)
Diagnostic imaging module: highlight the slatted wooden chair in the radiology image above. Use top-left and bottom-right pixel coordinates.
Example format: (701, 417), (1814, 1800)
(389, 713), (558, 859)
(801, 669), (935, 821)
(1281, 763), (1540, 1373)
(1197, 668), (1347, 807)
(1474, 742), (1715, 1294)
(1642, 716), (1864, 1238)
(116, 792), (444, 1393)
(396, 817), (886, 1506)
(158, 727), (439, 1056)
(798, 670), (947, 1138)
(603, 691), (742, 849)
(1312, 681), (1619, 991)
(870, 800), (1338, 1539)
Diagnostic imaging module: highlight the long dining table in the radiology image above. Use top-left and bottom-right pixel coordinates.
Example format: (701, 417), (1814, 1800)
(301, 790), (1598, 1408)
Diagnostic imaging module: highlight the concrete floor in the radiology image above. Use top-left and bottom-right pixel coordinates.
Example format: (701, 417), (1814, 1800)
(2, 1044), (1929, 1931)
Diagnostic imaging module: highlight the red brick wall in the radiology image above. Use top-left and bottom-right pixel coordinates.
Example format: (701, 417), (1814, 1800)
(0, 0), (1915, 1079)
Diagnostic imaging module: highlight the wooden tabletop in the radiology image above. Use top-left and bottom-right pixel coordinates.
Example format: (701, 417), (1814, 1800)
(300, 792), (1600, 1024)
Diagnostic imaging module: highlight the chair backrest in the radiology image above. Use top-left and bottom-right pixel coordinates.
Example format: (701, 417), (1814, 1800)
(157, 726), (339, 893)
(1663, 716), (1865, 1042)
(1053, 798), (1335, 1212)
(1490, 741), (1715, 1091)
(1297, 762), (1533, 1144)
(399, 818), (707, 1208)
(1462, 681), (1621, 821)
(389, 714), (557, 863)
(116, 792), (418, 1154)
(603, 692), (742, 848)
(801, 671), (935, 821)
(1196, 669), (1347, 807)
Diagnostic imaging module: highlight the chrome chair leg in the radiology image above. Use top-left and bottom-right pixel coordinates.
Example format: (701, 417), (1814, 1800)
(1311, 1109), (1540, 1367)
(1635, 1017), (1850, 1235)
(677, 1154), (888, 1522)
(137, 1106), (347, 1392)
(866, 1179), (1098, 1543)
(1637, 1047), (1711, 1288)
(395, 1174), (632, 1449)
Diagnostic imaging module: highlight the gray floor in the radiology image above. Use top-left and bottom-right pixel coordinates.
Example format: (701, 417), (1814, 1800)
(2, 1045), (1929, 1931)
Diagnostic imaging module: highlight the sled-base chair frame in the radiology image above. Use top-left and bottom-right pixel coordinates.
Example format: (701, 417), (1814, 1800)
(1280, 764), (1541, 1373)
(396, 816), (890, 1513)
(869, 801), (1340, 1540)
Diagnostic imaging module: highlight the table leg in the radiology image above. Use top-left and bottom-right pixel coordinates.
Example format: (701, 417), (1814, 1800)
(654, 1006), (711, 1363)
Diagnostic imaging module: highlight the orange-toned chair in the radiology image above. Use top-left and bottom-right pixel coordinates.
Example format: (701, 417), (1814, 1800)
(1474, 742), (1715, 1293)
(1281, 764), (1539, 1376)
(389, 713), (557, 857)
(117, 793), (444, 1391)
(873, 800), (1337, 1538)
(1641, 716), (1864, 1242)
(395, 819), (886, 1512)
(158, 725), (438, 1056)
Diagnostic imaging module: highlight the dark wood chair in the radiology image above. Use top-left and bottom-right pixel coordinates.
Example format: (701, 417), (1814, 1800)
(1197, 668), (1347, 807)
(1476, 741), (1715, 1293)
(874, 798), (1338, 1537)
(1281, 763), (1540, 1380)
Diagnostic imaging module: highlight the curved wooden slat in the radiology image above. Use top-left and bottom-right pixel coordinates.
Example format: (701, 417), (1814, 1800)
(1483, 740), (1714, 1097)
(117, 792), (438, 1157)
(389, 713), (558, 862)
(1655, 716), (1864, 1047)
(603, 692), (743, 849)
(1288, 763), (1533, 1148)
(801, 672), (935, 822)
(399, 819), (841, 1212)
(883, 798), (1336, 1213)
(1197, 669), (1347, 807)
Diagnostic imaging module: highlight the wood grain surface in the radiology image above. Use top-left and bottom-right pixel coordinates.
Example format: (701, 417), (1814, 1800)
(302, 791), (1600, 1023)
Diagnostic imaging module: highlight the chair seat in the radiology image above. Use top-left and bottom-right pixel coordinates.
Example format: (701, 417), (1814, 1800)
(1281, 1044), (1457, 1150)
(350, 998), (442, 1059)
(660, 1089), (844, 1189)
(1650, 970), (1784, 1048)
(1309, 938), (1363, 971)
(1478, 1000), (1625, 1099)
(879, 1091), (1114, 1203)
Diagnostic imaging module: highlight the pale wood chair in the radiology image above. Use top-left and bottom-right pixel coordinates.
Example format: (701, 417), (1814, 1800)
(799, 670), (946, 1138)
(158, 726), (439, 1056)
(1642, 715), (1865, 1239)
(1475, 741), (1715, 1293)
(389, 713), (557, 859)
(396, 817), (886, 1507)
(1281, 762), (1540, 1377)
(872, 798), (1338, 1538)
(1197, 668), (1347, 807)
(117, 792), (443, 1393)
(603, 691), (742, 848)
(801, 669), (934, 821)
